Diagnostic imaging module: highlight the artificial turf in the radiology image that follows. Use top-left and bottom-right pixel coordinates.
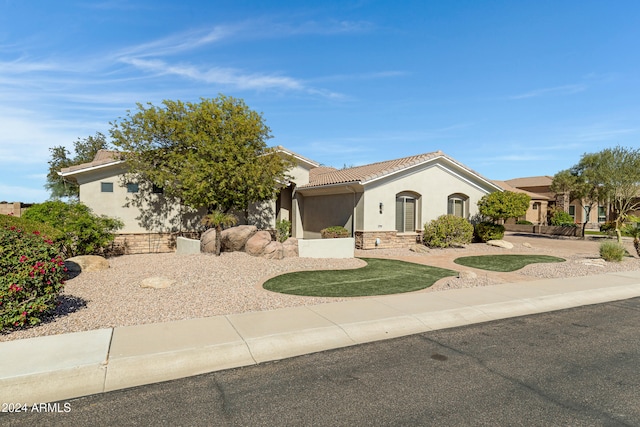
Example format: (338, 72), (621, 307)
(263, 257), (458, 297)
(453, 254), (565, 272)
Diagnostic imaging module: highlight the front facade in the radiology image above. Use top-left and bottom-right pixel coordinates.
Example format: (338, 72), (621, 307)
(60, 147), (502, 252)
(290, 150), (502, 249)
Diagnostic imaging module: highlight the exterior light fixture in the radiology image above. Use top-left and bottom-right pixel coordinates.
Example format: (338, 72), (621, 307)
(379, 202), (383, 213)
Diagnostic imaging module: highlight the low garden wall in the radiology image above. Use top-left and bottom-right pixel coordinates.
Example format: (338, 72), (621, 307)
(298, 238), (355, 258)
(504, 224), (581, 237)
(112, 232), (200, 254)
(354, 231), (422, 250)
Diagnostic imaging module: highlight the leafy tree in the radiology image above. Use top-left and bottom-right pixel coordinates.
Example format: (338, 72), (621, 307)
(201, 210), (238, 256)
(477, 191), (531, 224)
(550, 168), (605, 237)
(570, 146), (640, 242)
(46, 133), (111, 199)
(109, 96), (293, 216)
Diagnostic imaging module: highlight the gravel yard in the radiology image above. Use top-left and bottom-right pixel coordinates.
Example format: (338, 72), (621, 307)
(2, 233), (639, 342)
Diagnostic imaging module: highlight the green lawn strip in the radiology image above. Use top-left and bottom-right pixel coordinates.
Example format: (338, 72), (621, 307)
(263, 258), (458, 297)
(453, 254), (565, 272)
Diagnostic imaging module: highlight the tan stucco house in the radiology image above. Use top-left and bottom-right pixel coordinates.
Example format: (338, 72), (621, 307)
(60, 147), (502, 252)
(503, 175), (612, 228)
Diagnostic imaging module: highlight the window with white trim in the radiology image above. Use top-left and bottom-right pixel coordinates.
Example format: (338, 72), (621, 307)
(447, 194), (468, 218)
(395, 195), (416, 233)
(568, 205), (576, 220)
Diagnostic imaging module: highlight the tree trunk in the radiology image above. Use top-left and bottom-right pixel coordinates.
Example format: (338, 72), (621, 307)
(215, 226), (222, 256)
(634, 238), (640, 257)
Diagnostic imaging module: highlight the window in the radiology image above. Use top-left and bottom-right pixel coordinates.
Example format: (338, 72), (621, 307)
(447, 194), (468, 218)
(568, 205), (576, 220)
(533, 204), (538, 210)
(395, 195), (416, 233)
(152, 184), (164, 194)
(598, 206), (607, 223)
(126, 183), (139, 193)
(101, 182), (113, 193)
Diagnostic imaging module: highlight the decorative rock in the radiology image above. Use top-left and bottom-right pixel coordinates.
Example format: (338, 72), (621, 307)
(245, 231), (273, 256)
(487, 240), (514, 249)
(200, 228), (217, 253)
(579, 258), (606, 267)
(64, 255), (110, 273)
(522, 242), (532, 248)
(409, 244), (429, 254)
(140, 276), (176, 289)
(458, 270), (478, 280)
(221, 225), (258, 252)
(282, 237), (299, 257)
(262, 241), (284, 260)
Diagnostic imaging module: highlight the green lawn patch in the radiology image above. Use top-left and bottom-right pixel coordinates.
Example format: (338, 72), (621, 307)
(263, 258), (458, 297)
(454, 254), (565, 272)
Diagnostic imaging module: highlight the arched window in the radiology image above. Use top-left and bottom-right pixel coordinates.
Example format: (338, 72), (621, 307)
(396, 192), (420, 233)
(448, 193), (468, 218)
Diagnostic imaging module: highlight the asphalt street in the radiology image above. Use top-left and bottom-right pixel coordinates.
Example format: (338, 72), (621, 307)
(3, 297), (640, 426)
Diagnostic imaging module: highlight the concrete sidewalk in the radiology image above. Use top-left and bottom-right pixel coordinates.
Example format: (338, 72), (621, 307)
(2, 270), (640, 405)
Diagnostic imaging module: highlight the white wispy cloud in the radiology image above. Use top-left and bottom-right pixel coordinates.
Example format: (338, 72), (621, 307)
(510, 84), (586, 99)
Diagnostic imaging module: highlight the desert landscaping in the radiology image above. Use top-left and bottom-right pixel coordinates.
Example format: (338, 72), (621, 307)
(1, 232), (639, 343)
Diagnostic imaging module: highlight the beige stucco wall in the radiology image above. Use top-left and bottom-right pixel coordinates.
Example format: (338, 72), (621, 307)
(361, 162), (494, 231)
(77, 166), (202, 234)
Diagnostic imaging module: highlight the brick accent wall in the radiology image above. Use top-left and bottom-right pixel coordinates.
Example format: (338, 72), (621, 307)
(112, 232), (200, 255)
(355, 230), (422, 250)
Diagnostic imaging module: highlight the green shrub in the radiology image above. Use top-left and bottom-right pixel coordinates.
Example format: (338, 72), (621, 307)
(599, 241), (626, 262)
(474, 221), (505, 242)
(550, 210), (575, 226)
(321, 226), (349, 238)
(1, 224), (66, 331)
(600, 221), (616, 234)
(516, 220), (533, 225)
(23, 201), (123, 257)
(423, 215), (473, 248)
(275, 219), (291, 243)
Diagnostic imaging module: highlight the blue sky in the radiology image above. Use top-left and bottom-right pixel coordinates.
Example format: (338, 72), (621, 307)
(1, 0), (639, 203)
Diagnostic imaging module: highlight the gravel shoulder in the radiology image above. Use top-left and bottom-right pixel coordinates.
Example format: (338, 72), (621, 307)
(2, 233), (639, 342)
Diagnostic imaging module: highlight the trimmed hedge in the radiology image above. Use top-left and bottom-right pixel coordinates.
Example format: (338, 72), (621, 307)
(321, 226), (349, 238)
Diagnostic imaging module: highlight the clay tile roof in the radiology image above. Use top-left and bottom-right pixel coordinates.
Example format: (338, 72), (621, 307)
(301, 150), (447, 188)
(492, 180), (549, 200)
(504, 175), (553, 188)
(59, 150), (123, 175)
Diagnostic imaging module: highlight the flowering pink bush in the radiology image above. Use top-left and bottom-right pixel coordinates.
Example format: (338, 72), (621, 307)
(0, 224), (66, 331)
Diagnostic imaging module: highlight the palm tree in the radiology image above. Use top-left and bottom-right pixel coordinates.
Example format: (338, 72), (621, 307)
(201, 210), (238, 256)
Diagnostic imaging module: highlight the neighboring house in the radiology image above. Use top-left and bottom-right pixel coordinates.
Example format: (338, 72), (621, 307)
(503, 175), (611, 228)
(60, 147), (502, 252)
(492, 179), (550, 225)
(0, 202), (33, 217)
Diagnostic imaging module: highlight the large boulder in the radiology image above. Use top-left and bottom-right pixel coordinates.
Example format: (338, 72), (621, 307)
(262, 241), (284, 260)
(245, 231), (273, 256)
(200, 228), (217, 254)
(487, 240), (514, 249)
(282, 237), (299, 258)
(221, 225), (258, 252)
(65, 255), (110, 273)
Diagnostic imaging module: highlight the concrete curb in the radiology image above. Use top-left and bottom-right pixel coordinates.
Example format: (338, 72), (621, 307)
(1, 271), (639, 405)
